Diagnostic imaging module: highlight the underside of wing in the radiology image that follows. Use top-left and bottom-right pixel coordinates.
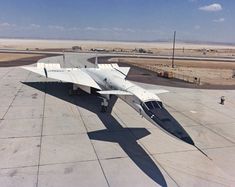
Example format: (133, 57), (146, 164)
(22, 66), (101, 90)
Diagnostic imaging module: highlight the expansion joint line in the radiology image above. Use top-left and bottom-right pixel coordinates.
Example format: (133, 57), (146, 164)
(0, 68), (13, 80)
(175, 106), (235, 145)
(36, 79), (47, 187)
(74, 101), (110, 187)
(1, 71), (31, 121)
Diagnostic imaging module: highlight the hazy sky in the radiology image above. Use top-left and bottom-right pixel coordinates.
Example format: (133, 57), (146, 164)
(0, 0), (234, 43)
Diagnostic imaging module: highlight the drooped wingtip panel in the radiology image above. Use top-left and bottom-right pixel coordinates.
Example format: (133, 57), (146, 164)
(22, 66), (102, 90)
(22, 66), (46, 77)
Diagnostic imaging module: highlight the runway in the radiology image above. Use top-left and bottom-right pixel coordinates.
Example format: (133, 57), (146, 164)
(0, 53), (235, 186)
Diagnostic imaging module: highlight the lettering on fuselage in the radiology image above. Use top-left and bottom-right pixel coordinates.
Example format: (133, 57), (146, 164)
(47, 70), (65, 72)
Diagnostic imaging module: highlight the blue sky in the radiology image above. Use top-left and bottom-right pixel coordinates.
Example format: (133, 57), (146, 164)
(0, 0), (234, 43)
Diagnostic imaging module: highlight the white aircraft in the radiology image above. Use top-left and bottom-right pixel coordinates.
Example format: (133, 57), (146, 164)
(23, 56), (195, 146)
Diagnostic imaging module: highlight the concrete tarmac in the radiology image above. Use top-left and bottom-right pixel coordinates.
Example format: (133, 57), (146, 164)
(0, 54), (235, 187)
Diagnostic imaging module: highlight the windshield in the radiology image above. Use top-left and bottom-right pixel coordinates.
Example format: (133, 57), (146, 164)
(144, 101), (163, 110)
(141, 100), (194, 145)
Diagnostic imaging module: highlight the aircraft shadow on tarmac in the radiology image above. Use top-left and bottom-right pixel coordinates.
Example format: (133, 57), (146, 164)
(23, 81), (167, 187)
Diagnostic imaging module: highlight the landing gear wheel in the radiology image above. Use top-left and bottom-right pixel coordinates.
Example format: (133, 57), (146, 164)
(101, 97), (109, 113)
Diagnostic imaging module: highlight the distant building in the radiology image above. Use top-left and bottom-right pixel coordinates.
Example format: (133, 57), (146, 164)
(134, 48), (153, 54)
(90, 48), (107, 52)
(72, 46), (82, 51)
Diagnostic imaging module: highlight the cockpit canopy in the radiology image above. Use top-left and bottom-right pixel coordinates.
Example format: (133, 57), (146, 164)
(143, 100), (164, 110)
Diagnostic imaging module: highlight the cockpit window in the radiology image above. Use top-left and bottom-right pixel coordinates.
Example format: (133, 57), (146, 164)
(145, 101), (154, 110)
(144, 101), (163, 110)
(152, 101), (163, 109)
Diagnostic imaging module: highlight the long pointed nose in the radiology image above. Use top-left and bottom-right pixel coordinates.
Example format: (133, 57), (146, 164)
(142, 103), (194, 145)
(152, 108), (194, 145)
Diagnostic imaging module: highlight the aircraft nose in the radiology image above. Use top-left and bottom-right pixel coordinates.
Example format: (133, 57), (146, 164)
(149, 108), (195, 146)
(181, 136), (194, 146)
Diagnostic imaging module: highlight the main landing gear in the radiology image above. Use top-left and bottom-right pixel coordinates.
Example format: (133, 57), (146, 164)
(100, 95), (118, 113)
(101, 98), (109, 112)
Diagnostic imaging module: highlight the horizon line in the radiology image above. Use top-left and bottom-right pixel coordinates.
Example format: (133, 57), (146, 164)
(0, 36), (235, 46)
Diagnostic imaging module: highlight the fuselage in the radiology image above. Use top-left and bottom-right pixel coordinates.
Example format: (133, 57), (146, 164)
(84, 67), (194, 145)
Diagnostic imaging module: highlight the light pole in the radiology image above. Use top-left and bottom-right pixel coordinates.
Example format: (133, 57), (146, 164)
(172, 31), (176, 68)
